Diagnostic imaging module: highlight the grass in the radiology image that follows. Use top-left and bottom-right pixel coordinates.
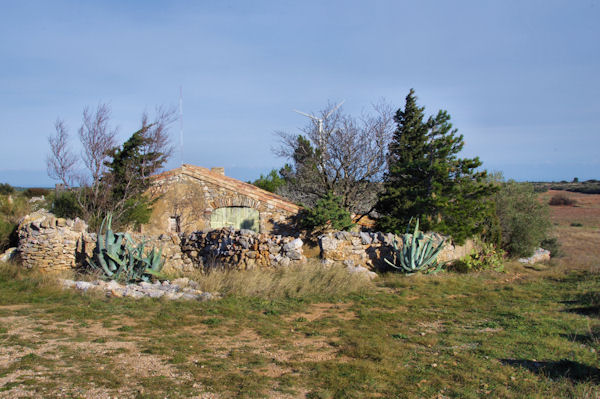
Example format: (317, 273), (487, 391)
(0, 193), (598, 397)
(1, 258), (599, 398)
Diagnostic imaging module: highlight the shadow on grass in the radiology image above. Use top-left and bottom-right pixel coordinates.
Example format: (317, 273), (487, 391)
(501, 359), (600, 383)
(564, 305), (600, 317)
(560, 333), (600, 346)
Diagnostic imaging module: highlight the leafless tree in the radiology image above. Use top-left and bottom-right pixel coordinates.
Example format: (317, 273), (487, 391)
(275, 100), (395, 216)
(78, 103), (117, 187)
(46, 119), (78, 189)
(47, 103), (175, 228)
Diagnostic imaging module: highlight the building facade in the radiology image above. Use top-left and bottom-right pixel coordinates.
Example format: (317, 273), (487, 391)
(144, 164), (300, 235)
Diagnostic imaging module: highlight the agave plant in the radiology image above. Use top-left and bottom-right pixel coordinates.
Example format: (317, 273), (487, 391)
(88, 213), (165, 282)
(384, 218), (446, 274)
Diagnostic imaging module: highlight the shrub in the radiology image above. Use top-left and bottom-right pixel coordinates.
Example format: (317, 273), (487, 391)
(540, 237), (563, 258)
(0, 219), (17, 252)
(250, 168), (287, 193)
(51, 191), (83, 219)
(494, 181), (552, 258)
(23, 188), (50, 198)
(0, 183), (14, 195)
(549, 193), (577, 206)
(299, 192), (354, 232)
(448, 240), (505, 273)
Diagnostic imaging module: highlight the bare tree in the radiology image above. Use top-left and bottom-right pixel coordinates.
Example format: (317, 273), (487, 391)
(78, 103), (117, 187)
(47, 103), (175, 228)
(275, 101), (395, 215)
(46, 118), (78, 189)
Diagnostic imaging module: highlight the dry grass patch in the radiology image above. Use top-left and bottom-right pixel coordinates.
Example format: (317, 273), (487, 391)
(182, 260), (374, 299)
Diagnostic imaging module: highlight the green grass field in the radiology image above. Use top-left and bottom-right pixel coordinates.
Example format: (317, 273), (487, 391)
(1, 256), (599, 398)
(1, 193), (599, 398)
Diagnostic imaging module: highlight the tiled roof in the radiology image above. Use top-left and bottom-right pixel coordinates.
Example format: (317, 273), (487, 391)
(151, 164), (301, 214)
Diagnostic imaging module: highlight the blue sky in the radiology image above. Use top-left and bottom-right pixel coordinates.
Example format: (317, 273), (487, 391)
(1, 0), (598, 186)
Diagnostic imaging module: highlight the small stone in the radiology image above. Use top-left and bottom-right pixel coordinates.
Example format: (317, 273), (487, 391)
(145, 289), (165, 298)
(286, 250), (303, 260)
(283, 238), (303, 251)
(172, 277), (189, 288)
(107, 289), (123, 298)
(360, 232), (373, 245)
(164, 292), (183, 300)
(61, 279), (76, 288)
(75, 281), (93, 291)
(198, 292), (214, 301)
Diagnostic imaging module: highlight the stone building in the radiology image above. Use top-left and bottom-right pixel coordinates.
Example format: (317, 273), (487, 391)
(143, 164), (300, 236)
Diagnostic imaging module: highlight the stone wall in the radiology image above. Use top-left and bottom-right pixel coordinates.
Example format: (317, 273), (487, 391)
(180, 228), (305, 270)
(319, 231), (475, 271)
(16, 210), (90, 271)
(15, 211), (185, 273)
(16, 210), (469, 275)
(15, 211), (303, 273)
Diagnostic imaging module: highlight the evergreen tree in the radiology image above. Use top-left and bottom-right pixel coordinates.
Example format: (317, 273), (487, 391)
(299, 191), (355, 232)
(376, 89), (496, 243)
(250, 168), (287, 193)
(104, 124), (169, 227)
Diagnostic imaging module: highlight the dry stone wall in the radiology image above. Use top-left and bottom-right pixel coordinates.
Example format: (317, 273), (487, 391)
(16, 210), (469, 274)
(180, 228), (305, 270)
(17, 210), (90, 271)
(15, 211), (304, 273)
(319, 231), (475, 271)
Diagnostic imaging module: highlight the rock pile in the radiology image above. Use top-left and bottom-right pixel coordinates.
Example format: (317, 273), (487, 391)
(61, 277), (220, 301)
(518, 248), (551, 264)
(180, 228), (306, 269)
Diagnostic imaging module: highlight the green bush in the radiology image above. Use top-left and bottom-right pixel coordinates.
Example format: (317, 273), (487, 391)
(299, 192), (354, 232)
(494, 181), (552, 258)
(23, 188), (50, 198)
(449, 240), (505, 273)
(0, 183), (14, 195)
(51, 191), (83, 219)
(541, 237), (563, 258)
(0, 219), (17, 252)
(250, 168), (287, 193)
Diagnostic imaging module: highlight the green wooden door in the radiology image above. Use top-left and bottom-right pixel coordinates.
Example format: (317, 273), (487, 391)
(210, 207), (259, 232)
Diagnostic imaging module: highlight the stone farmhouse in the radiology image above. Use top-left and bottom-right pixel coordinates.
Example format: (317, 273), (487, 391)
(142, 164), (301, 236)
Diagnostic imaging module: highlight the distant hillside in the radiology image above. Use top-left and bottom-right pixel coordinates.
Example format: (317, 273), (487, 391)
(531, 179), (600, 194)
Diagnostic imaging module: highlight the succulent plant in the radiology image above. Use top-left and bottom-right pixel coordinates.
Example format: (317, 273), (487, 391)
(88, 213), (165, 282)
(384, 218), (446, 274)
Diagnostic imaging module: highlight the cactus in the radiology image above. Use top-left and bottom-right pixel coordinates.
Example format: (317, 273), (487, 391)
(384, 218), (446, 274)
(88, 213), (165, 282)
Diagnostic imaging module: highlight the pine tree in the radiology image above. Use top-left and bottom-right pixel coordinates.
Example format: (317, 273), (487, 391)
(375, 89), (496, 243)
(104, 124), (169, 227)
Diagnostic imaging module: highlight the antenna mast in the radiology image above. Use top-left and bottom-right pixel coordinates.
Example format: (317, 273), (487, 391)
(179, 86), (184, 166)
